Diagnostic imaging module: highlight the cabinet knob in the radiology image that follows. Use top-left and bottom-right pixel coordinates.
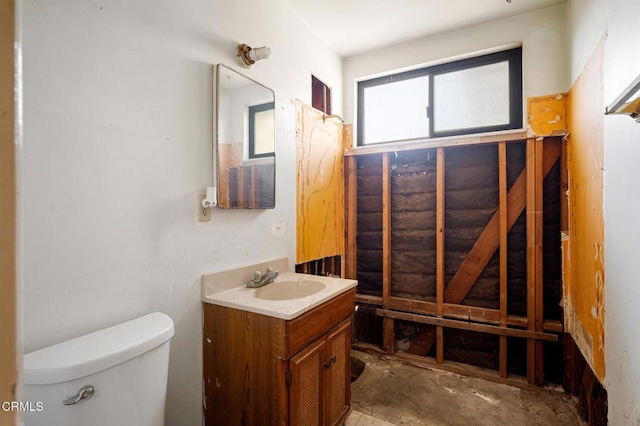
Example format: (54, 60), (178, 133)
(323, 355), (337, 369)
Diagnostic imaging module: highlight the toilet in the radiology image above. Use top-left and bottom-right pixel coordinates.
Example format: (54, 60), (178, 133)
(23, 312), (175, 426)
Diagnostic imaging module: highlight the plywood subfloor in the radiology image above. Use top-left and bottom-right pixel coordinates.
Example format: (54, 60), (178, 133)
(350, 350), (585, 426)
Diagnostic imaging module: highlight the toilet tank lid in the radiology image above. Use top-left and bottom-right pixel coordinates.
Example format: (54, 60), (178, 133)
(24, 312), (175, 385)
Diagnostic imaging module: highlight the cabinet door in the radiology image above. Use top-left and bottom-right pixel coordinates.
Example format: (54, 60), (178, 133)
(289, 338), (325, 426)
(325, 319), (351, 426)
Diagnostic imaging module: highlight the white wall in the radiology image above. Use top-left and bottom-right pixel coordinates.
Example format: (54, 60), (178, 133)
(567, 0), (606, 83)
(342, 5), (567, 127)
(568, 0), (640, 423)
(20, 1), (341, 424)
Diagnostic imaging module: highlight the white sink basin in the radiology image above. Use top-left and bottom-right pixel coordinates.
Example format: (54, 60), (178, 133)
(201, 271), (357, 320)
(254, 280), (326, 301)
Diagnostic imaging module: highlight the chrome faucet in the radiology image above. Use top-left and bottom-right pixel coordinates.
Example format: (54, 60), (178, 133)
(246, 267), (279, 288)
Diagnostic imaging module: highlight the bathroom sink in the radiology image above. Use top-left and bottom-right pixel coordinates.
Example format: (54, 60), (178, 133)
(254, 280), (326, 301)
(202, 269), (357, 319)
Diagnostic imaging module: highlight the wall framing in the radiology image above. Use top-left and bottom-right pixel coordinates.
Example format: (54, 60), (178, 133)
(345, 132), (564, 385)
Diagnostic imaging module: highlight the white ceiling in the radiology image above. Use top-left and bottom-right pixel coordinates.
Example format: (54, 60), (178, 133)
(284, 0), (567, 57)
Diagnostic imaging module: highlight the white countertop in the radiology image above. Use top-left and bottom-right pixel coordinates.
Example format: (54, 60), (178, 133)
(202, 272), (357, 320)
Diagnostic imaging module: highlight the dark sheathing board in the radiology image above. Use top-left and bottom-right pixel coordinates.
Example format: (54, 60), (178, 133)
(444, 144), (500, 309)
(356, 154), (383, 296)
(351, 139), (564, 382)
(390, 149), (437, 301)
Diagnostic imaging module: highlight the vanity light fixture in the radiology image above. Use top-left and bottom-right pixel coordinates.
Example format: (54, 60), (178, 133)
(236, 43), (272, 69)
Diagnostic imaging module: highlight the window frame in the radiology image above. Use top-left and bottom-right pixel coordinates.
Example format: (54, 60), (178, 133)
(248, 101), (275, 159)
(357, 47), (523, 146)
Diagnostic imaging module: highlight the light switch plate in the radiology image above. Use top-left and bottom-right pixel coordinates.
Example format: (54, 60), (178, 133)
(197, 193), (212, 222)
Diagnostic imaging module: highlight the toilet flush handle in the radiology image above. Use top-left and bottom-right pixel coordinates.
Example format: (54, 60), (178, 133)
(63, 385), (95, 405)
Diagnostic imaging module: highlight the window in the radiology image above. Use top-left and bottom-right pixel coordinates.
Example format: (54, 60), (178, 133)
(357, 47), (522, 145)
(312, 75), (332, 114)
(248, 102), (275, 158)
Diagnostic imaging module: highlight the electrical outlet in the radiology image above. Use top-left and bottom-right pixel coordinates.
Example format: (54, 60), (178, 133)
(197, 193), (212, 222)
(271, 221), (285, 236)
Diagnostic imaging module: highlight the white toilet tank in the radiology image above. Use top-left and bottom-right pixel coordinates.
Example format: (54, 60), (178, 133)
(23, 312), (175, 426)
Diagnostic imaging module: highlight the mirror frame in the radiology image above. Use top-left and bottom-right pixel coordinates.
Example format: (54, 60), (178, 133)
(213, 64), (276, 209)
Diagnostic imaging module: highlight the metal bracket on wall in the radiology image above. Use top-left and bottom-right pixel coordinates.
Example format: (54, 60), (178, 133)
(605, 73), (640, 122)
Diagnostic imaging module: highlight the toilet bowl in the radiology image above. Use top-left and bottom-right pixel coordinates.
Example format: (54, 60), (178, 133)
(23, 312), (174, 426)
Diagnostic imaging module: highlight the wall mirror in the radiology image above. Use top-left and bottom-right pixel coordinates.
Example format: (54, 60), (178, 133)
(215, 64), (275, 208)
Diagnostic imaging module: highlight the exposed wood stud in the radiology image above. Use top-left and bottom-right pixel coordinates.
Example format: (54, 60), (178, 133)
(345, 130), (528, 157)
(499, 336), (508, 378)
(383, 318), (395, 353)
(345, 156), (358, 279)
(535, 138), (545, 385)
(407, 142), (561, 356)
(499, 141), (508, 378)
(375, 309), (558, 342)
(237, 168), (245, 207)
(436, 147), (445, 364)
(354, 294), (563, 332)
(351, 137), (564, 384)
(526, 138), (537, 384)
(382, 152), (391, 309)
(382, 153), (394, 352)
(560, 140), (569, 232)
(499, 142), (508, 321)
(251, 167), (257, 207)
(354, 294), (382, 305)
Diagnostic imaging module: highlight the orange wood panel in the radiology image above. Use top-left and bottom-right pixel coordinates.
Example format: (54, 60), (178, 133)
(295, 100), (345, 264)
(566, 40), (606, 382)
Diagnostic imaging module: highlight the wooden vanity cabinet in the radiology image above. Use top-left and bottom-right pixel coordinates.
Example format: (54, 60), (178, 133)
(289, 319), (351, 426)
(203, 288), (355, 426)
